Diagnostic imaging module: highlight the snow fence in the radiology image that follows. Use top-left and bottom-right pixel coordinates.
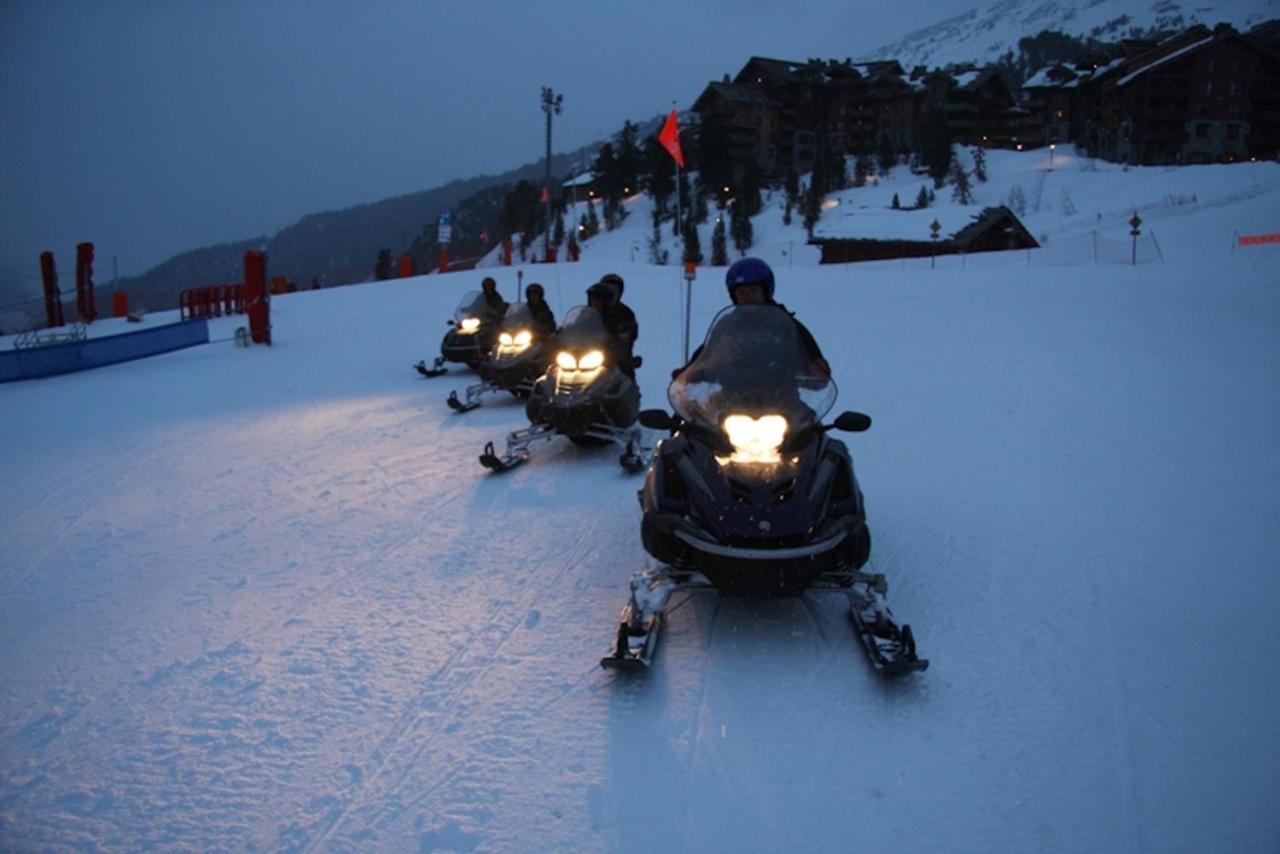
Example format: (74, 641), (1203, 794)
(0, 318), (210, 383)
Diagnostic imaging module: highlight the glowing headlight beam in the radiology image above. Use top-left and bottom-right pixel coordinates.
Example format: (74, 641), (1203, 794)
(459, 317), (481, 334)
(514, 330), (533, 346)
(723, 414), (788, 463)
(499, 332), (514, 346)
(577, 349), (605, 371)
(556, 351), (577, 370)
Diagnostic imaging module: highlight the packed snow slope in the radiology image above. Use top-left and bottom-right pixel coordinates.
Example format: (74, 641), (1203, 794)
(2, 151), (1279, 852)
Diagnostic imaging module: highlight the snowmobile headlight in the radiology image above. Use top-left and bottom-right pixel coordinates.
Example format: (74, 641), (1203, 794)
(499, 332), (514, 346)
(514, 330), (533, 347)
(556, 350), (578, 370)
(459, 317), (481, 334)
(577, 349), (605, 371)
(722, 414), (788, 464)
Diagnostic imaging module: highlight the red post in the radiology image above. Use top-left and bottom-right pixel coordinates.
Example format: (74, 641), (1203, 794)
(112, 292), (128, 317)
(398, 255), (414, 277)
(244, 250), (271, 345)
(437, 246), (449, 274)
(568, 239), (580, 262)
(75, 242), (97, 322)
(40, 251), (64, 328)
(545, 244), (558, 263)
(501, 239), (513, 266)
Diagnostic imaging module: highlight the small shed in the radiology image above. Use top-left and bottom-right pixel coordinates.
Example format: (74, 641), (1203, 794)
(811, 204), (1037, 263)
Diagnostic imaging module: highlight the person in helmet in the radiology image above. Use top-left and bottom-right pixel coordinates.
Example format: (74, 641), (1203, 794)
(586, 280), (638, 378)
(673, 257), (830, 378)
(479, 276), (509, 321)
(597, 272), (638, 356)
(524, 282), (556, 337)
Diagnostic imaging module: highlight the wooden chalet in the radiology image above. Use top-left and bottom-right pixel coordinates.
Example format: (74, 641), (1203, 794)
(812, 205), (1038, 264)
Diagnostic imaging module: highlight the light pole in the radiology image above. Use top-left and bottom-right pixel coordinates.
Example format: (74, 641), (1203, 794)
(541, 86), (563, 263)
(1049, 143), (1056, 170)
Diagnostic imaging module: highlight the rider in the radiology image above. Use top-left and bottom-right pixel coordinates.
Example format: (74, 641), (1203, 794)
(586, 281), (638, 378)
(480, 276), (509, 322)
(673, 257), (830, 378)
(524, 283), (556, 338)
(599, 272), (638, 352)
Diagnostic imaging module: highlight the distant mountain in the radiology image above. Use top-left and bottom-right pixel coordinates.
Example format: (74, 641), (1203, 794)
(113, 140), (619, 311)
(865, 0), (1279, 69)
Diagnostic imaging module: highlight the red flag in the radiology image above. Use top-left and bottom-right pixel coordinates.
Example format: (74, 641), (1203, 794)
(659, 109), (684, 168)
(540, 185), (550, 203)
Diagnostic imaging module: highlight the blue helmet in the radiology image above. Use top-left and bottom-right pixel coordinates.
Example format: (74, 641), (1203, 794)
(725, 257), (775, 303)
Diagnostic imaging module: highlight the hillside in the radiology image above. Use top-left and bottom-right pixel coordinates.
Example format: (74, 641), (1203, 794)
(866, 0), (1279, 69)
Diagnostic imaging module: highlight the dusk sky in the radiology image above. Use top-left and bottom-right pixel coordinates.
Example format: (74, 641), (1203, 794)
(0, 1), (968, 303)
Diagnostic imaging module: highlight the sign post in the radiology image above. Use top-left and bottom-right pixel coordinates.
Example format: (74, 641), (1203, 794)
(1129, 211), (1143, 266)
(682, 261), (696, 362)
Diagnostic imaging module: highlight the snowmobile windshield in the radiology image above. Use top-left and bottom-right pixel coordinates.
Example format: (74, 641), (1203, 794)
(499, 302), (535, 332)
(555, 305), (608, 351)
(453, 291), (488, 323)
(670, 305), (836, 439)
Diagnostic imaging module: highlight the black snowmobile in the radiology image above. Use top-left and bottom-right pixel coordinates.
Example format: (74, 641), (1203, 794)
(414, 290), (501, 378)
(601, 305), (927, 676)
(479, 305), (647, 473)
(447, 302), (553, 412)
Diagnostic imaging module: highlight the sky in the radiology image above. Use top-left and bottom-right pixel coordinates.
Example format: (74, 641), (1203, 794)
(2, 149), (1279, 849)
(0, 0), (957, 306)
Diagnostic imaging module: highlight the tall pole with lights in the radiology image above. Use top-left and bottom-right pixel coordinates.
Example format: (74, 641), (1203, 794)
(541, 87), (563, 264)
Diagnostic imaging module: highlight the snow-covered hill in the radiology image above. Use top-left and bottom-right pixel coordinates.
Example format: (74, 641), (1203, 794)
(866, 0), (1279, 69)
(2, 151), (1279, 851)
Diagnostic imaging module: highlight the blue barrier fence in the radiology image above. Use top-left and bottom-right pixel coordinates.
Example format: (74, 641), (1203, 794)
(0, 319), (210, 384)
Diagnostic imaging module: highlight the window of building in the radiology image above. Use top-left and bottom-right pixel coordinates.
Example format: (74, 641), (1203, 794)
(1195, 122), (1210, 138)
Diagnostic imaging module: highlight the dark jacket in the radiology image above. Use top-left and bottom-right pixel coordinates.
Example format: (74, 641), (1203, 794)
(528, 299), (556, 337)
(483, 290), (509, 321)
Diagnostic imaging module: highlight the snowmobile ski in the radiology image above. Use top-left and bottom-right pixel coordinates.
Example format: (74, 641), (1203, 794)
(478, 440), (527, 473)
(415, 357), (447, 378)
(843, 571), (928, 675)
(600, 603), (662, 670)
(447, 389), (482, 413)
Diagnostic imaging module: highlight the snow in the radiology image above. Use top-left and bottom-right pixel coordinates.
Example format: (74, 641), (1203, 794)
(3, 148), (1280, 851)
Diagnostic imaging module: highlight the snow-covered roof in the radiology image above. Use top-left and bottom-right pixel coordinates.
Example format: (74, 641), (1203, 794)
(1113, 34), (1215, 87)
(562, 172), (595, 188)
(811, 201), (983, 243)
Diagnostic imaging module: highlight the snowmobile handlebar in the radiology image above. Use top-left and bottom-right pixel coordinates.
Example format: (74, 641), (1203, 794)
(638, 408), (870, 437)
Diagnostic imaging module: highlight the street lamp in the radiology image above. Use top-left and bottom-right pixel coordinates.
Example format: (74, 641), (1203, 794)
(1049, 143), (1056, 170)
(541, 86), (563, 263)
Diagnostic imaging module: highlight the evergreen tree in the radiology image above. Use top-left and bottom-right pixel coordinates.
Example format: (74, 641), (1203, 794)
(648, 221), (669, 265)
(615, 120), (641, 196)
(783, 168), (799, 226)
(739, 160), (763, 217)
(375, 248), (393, 281)
(921, 110), (953, 189)
(553, 210), (565, 247)
(681, 220), (703, 265)
(642, 137), (675, 216)
(854, 146), (873, 187)
(877, 133), (897, 176)
(972, 146), (988, 182)
(892, 192), (901, 210)
(710, 215), (728, 266)
(802, 179), (824, 237)
(584, 198), (600, 238)
(730, 202), (753, 256)
(914, 185), (930, 209)
(949, 157), (974, 205)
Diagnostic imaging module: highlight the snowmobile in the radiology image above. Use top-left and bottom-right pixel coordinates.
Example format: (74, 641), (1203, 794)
(478, 305), (647, 473)
(446, 302), (553, 413)
(600, 305), (927, 676)
(414, 290), (501, 378)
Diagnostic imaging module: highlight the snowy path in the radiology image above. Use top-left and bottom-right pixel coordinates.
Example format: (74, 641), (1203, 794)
(4, 159), (1280, 851)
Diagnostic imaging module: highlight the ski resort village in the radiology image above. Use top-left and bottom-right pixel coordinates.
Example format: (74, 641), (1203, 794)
(3, 2), (1280, 851)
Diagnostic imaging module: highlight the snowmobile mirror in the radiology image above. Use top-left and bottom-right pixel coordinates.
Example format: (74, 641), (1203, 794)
(831, 411), (872, 433)
(447, 319), (455, 326)
(638, 409), (675, 431)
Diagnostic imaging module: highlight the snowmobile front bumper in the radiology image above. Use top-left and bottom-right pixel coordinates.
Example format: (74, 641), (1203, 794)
(643, 511), (868, 596)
